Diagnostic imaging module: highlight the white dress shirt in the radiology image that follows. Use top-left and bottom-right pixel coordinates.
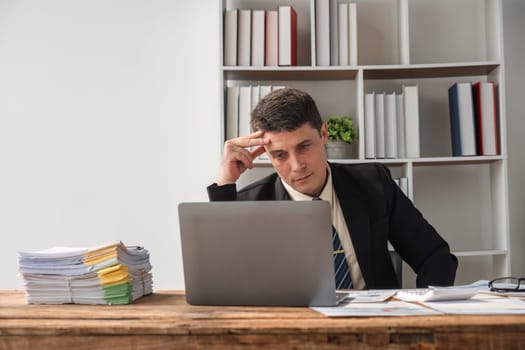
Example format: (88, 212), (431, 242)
(281, 166), (365, 289)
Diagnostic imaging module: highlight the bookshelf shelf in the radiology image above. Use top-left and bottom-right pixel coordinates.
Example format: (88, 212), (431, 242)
(223, 67), (359, 81)
(257, 155), (504, 167)
(362, 62), (500, 80)
(453, 250), (507, 258)
(220, 0), (510, 287)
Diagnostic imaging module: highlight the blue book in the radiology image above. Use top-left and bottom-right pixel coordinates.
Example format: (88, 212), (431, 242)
(448, 83), (476, 156)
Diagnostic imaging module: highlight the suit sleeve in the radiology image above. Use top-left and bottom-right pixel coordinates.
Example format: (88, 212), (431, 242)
(379, 165), (458, 287)
(207, 183), (237, 201)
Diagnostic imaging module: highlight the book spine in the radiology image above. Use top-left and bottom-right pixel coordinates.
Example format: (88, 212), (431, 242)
(238, 85), (252, 137)
(458, 83), (476, 156)
(448, 83), (463, 156)
(375, 92), (385, 159)
(473, 81), (499, 155)
(226, 86), (239, 139)
(338, 3), (348, 66)
(385, 92), (398, 158)
(237, 9), (251, 66)
(398, 0), (410, 64)
(403, 85), (420, 158)
(265, 11), (279, 66)
(315, 0), (330, 66)
(278, 6), (298, 66)
(364, 92), (376, 159)
(348, 3), (358, 66)
(251, 10), (265, 66)
(329, 0), (339, 66)
(223, 9), (238, 66)
(396, 93), (406, 158)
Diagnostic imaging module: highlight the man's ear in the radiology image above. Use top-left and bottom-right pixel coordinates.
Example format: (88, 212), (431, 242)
(320, 122), (328, 144)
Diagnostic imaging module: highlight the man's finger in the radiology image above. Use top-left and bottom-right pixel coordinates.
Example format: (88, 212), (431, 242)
(232, 131), (270, 148)
(249, 145), (266, 160)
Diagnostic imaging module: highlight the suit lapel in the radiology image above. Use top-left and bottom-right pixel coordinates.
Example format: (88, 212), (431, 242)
(274, 176), (291, 200)
(330, 164), (374, 287)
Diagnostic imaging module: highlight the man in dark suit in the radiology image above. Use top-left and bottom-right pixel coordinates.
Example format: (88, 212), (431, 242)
(208, 88), (457, 289)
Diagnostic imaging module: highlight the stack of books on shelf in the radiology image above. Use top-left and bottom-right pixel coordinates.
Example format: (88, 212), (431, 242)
(226, 84), (286, 139)
(224, 5), (296, 66)
(17, 240), (153, 305)
(315, 0), (357, 66)
(448, 81), (499, 157)
(364, 85), (420, 159)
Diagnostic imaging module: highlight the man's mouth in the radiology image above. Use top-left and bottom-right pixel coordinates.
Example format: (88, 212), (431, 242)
(294, 173), (312, 183)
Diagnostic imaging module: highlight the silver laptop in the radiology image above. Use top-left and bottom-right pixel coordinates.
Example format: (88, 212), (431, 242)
(178, 200), (338, 306)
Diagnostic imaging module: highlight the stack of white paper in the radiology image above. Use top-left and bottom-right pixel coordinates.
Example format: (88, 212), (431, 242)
(18, 241), (153, 305)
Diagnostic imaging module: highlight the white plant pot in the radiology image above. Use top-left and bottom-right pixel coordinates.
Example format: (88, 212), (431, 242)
(326, 140), (356, 159)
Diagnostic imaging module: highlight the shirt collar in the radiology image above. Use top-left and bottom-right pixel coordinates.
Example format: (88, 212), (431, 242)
(281, 165), (333, 205)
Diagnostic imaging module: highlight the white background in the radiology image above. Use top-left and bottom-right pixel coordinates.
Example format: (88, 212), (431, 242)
(0, 0), (221, 290)
(0, 0), (523, 291)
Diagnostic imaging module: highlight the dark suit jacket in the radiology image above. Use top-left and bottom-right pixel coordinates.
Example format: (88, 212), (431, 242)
(207, 162), (458, 289)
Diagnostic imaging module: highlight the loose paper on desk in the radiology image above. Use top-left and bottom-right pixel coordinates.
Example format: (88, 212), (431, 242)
(342, 289), (397, 303)
(422, 293), (525, 315)
(312, 300), (441, 317)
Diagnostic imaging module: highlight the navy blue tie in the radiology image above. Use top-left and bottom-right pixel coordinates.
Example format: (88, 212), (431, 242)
(313, 197), (352, 289)
(332, 225), (352, 289)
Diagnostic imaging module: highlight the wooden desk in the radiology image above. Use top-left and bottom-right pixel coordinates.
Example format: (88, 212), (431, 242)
(1, 290), (524, 350)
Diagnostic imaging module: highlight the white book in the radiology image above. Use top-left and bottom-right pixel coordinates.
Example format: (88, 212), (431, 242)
(223, 9), (238, 66)
(398, 0), (410, 65)
(403, 85), (420, 158)
(237, 9), (251, 66)
(315, 0), (330, 66)
(278, 6), (297, 66)
(364, 92), (376, 159)
(348, 3), (358, 66)
(384, 92), (398, 158)
(338, 3), (348, 66)
(226, 86), (239, 139)
(238, 86), (252, 137)
(396, 93), (406, 158)
(375, 92), (386, 158)
(251, 85), (260, 111)
(265, 10), (279, 66)
(329, 0), (339, 66)
(260, 85), (272, 100)
(251, 10), (265, 66)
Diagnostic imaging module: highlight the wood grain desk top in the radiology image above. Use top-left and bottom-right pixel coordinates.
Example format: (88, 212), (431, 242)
(1, 290), (525, 349)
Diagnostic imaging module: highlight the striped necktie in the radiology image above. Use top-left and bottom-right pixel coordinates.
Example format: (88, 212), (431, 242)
(332, 225), (352, 289)
(313, 198), (352, 289)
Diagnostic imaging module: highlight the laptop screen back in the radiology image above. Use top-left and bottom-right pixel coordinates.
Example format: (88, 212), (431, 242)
(178, 200), (336, 306)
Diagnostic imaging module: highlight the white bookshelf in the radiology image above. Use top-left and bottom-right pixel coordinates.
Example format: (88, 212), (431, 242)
(220, 0), (510, 287)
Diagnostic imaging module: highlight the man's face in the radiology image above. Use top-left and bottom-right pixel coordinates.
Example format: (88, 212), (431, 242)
(264, 122), (329, 197)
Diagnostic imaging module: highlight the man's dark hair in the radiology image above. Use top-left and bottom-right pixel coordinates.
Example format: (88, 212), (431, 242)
(251, 88), (323, 133)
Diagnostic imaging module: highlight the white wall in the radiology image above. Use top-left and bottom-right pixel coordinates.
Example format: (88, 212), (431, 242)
(0, 0), (221, 290)
(503, 0), (525, 277)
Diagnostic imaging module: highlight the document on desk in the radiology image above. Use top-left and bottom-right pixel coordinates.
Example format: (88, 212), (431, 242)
(422, 293), (525, 315)
(340, 289), (398, 303)
(312, 300), (442, 317)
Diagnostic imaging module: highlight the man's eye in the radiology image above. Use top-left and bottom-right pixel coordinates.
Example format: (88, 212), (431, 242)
(298, 143), (311, 151)
(273, 152), (285, 160)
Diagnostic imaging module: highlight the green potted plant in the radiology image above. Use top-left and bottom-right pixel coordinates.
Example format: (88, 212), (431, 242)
(325, 116), (357, 159)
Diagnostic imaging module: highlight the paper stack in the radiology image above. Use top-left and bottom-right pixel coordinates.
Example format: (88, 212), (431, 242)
(18, 241), (153, 305)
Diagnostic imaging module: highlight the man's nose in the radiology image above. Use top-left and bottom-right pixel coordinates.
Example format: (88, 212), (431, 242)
(290, 153), (305, 171)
